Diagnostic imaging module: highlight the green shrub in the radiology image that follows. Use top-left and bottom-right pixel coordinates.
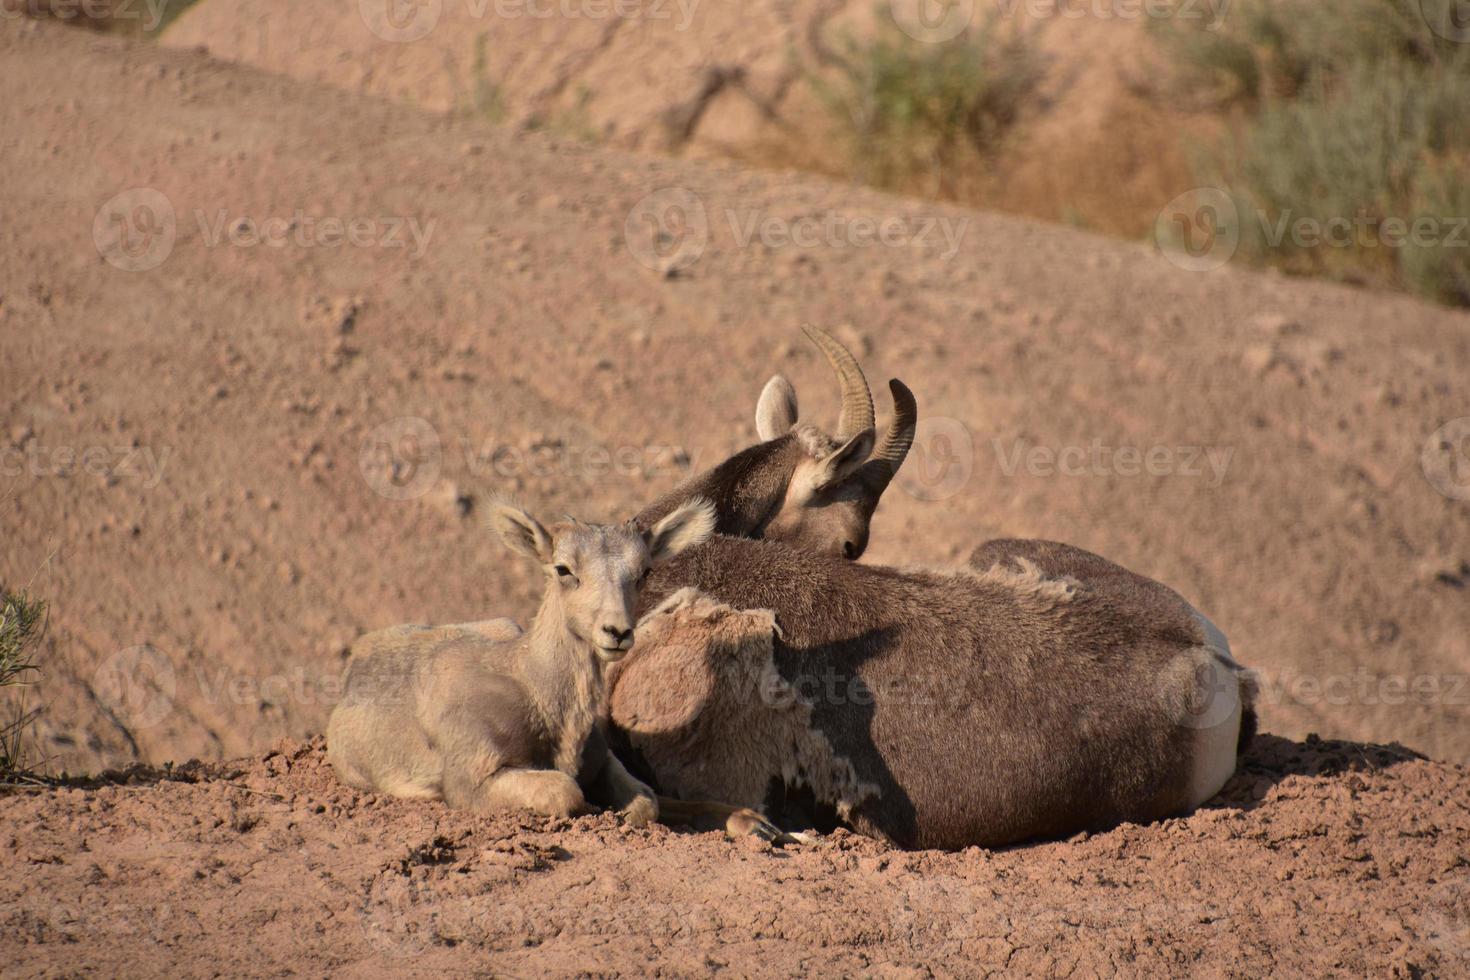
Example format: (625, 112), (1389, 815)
(811, 14), (1044, 196)
(1154, 0), (1470, 305)
(0, 590), (46, 781)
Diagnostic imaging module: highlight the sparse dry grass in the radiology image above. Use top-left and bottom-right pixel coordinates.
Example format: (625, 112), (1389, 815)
(1, 590), (46, 782)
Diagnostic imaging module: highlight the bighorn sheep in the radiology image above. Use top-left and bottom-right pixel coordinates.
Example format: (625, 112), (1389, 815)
(636, 326), (916, 560)
(326, 500), (716, 824)
(610, 527), (1257, 851)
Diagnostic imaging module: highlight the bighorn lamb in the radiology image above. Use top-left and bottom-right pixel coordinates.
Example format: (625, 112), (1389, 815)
(326, 500), (714, 823)
(611, 530), (1257, 851)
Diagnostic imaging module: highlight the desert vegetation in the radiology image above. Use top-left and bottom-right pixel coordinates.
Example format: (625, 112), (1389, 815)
(809, 16), (1046, 200)
(0, 590), (45, 782)
(1152, 0), (1470, 304)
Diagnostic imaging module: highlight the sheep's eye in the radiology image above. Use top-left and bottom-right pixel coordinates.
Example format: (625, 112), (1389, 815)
(638, 567), (651, 584)
(554, 564), (574, 579)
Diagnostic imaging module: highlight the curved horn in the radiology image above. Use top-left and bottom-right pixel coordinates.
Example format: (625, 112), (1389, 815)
(802, 325), (874, 439)
(866, 379), (918, 487)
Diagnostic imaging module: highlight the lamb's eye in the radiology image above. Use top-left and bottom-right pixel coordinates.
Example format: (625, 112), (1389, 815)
(554, 564), (574, 579)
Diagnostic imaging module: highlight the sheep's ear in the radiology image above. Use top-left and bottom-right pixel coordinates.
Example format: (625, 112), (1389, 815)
(491, 503), (554, 563)
(645, 499), (716, 563)
(811, 427), (874, 491)
(755, 375), (799, 441)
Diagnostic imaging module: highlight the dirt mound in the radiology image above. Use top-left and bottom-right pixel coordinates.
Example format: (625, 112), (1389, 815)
(158, 0), (1205, 235)
(2, 18), (1468, 777)
(2, 734), (1466, 974)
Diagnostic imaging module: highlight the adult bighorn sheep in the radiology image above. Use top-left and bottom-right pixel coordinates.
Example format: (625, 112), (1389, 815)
(326, 499), (715, 823)
(611, 476), (1257, 850)
(635, 326), (916, 561)
(601, 325), (917, 836)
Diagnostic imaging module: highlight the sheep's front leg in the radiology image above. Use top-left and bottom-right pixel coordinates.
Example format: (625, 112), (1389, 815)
(476, 767), (589, 819)
(585, 752), (658, 827)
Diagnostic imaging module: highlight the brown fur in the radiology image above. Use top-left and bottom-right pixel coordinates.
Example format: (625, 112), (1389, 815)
(611, 537), (1255, 850)
(609, 589), (880, 822)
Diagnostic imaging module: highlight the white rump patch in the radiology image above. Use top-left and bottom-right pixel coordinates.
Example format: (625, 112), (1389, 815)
(1183, 605), (1248, 809)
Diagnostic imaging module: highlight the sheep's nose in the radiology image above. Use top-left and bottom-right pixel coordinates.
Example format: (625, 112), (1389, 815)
(601, 625), (635, 649)
(842, 540), (858, 560)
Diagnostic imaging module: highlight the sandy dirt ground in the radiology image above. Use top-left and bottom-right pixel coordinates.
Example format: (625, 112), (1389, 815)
(3, 735), (1467, 975)
(1, 17), (1469, 975)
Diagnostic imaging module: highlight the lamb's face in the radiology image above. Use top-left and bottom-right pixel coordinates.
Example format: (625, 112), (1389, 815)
(491, 500), (715, 662)
(546, 523), (650, 659)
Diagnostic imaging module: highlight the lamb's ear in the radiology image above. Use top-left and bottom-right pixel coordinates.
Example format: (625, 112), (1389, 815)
(645, 498), (716, 563)
(755, 375), (799, 441)
(812, 427), (875, 491)
(490, 503), (554, 563)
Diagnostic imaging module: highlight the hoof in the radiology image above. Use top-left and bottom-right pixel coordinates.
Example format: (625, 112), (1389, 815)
(726, 807), (801, 847)
(620, 794), (658, 828)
